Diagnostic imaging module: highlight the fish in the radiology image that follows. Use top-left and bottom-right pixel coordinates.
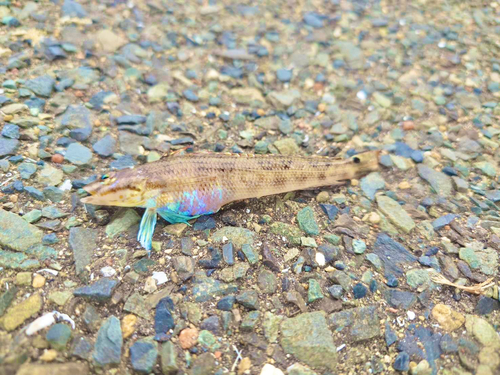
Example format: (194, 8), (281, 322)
(81, 150), (380, 254)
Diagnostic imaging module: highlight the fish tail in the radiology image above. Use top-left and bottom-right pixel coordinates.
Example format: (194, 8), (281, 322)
(138, 208), (157, 256)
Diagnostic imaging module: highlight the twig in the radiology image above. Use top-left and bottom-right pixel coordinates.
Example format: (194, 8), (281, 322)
(431, 273), (495, 295)
(231, 345), (243, 372)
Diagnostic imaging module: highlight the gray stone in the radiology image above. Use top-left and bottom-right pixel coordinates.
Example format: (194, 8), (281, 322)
(130, 339), (158, 374)
(25, 75), (55, 97)
(0, 209), (43, 252)
(93, 134), (116, 157)
(376, 195), (415, 233)
(329, 305), (381, 342)
(57, 105), (93, 141)
(280, 311), (337, 370)
(65, 143), (92, 165)
(360, 172), (386, 200)
(0, 137), (19, 157)
(74, 278), (118, 302)
(160, 341), (178, 375)
(69, 228), (96, 275)
(417, 165), (453, 196)
(93, 316), (122, 366)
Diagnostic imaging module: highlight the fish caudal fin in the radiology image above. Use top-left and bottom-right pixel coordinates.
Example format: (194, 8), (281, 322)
(138, 208), (157, 256)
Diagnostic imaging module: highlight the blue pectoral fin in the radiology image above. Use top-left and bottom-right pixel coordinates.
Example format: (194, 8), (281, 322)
(138, 208), (157, 255)
(157, 209), (200, 225)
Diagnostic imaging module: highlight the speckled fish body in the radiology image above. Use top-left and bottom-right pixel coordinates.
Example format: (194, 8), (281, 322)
(82, 151), (380, 252)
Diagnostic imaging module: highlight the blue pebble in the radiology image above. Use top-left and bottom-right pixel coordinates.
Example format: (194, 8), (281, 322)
(25, 186), (45, 201)
(183, 89), (199, 102)
(13, 180), (24, 192)
(442, 166), (458, 176)
(418, 256), (433, 267)
(410, 150), (423, 163)
(303, 12), (324, 28)
(353, 283), (367, 299)
(1, 124), (20, 139)
(222, 243), (234, 265)
(319, 204), (339, 221)
(9, 155), (24, 164)
(394, 142), (414, 158)
(43, 233), (59, 245)
(432, 213), (458, 230)
(425, 246), (439, 256)
(369, 279), (377, 293)
(154, 297), (175, 338)
(193, 216), (216, 231)
(385, 323), (398, 347)
(333, 261), (345, 270)
(386, 274), (399, 288)
(393, 352), (410, 371)
(276, 69), (293, 82)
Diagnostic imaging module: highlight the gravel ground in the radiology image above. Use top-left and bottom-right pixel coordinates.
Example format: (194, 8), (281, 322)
(0, 0), (500, 374)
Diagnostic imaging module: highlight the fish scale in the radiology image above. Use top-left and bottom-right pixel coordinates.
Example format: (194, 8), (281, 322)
(82, 151), (380, 253)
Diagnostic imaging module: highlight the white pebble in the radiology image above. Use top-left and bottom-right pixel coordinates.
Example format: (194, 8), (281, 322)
(315, 252), (326, 267)
(152, 271), (168, 285)
(100, 266), (116, 278)
(407, 311), (416, 321)
(260, 364), (284, 375)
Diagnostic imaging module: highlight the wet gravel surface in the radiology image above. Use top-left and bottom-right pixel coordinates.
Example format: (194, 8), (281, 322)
(1, 0), (500, 374)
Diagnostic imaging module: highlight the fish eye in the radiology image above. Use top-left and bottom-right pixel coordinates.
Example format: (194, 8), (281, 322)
(353, 156), (361, 164)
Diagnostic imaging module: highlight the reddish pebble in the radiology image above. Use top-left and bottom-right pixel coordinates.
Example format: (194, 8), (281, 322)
(178, 328), (198, 349)
(402, 121), (415, 131)
(214, 351), (222, 359)
(51, 154), (64, 164)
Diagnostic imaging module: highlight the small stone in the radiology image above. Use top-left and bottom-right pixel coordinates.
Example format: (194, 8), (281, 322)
(308, 279), (324, 303)
(274, 138), (300, 156)
(353, 239), (366, 254)
(93, 316), (123, 366)
(431, 304), (465, 332)
(106, 209), (141, 238)
(417, 165), (453, 196)
(25, 75), (55, 97)
(92, 135), (116, 157)
(32, 274), (46, 288)
(237, 290), (259, 310)
(73, 278), (118, 302)
(69, 227), (96, 275)
(130, 339), (158, 374)
(15, 272), (32, 286)
(0, 208), (43, 251)
(179, 327), (199, 349)
(46, 324), (72, 351)
(280, 312), (337, 370)
(393, 352), (410, 371)
(96, 29), (127, 53)
(297, 207), (319, 236)
(353, 283), (368, 299)
(160, 341), (178, 375)
(376, 195), (415, 233)
(121, 314), (137, 339)
(2, 293), (43, 331)
(64, 143), (92, 165)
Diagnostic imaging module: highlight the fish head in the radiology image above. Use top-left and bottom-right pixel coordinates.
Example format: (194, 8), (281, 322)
(81, 169), (152, 207)
(349, 150), (381, 174)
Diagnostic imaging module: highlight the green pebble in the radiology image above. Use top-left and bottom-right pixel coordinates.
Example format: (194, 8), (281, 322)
(308, 279), (324, 303)
(324, 234), (340, 245)
(352, 239), (366, 254)
(197, 330), (220, 351)
(297, 207), (319, 236)
(241, 311), (260, 331)
(23, 209), (42, 223)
